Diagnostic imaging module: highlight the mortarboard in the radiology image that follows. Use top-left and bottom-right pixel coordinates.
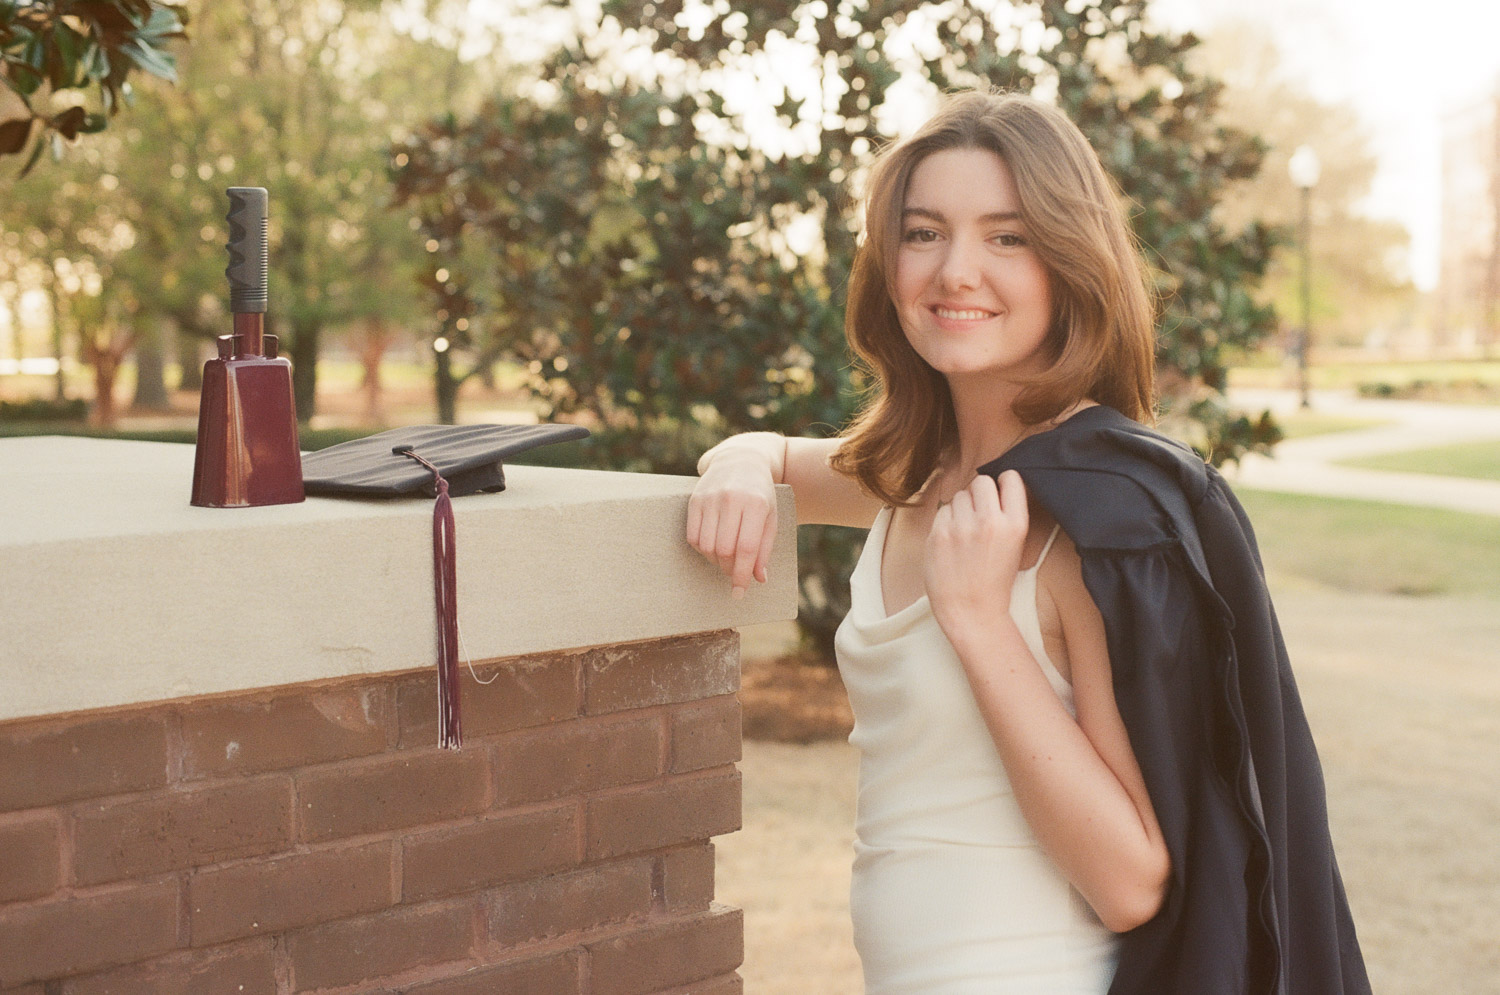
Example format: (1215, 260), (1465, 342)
(301, 423), (589, 498)
(300, 423), (590, 749)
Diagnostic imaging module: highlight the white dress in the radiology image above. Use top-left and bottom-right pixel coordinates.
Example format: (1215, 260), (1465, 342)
(834, 507), (1120, 994)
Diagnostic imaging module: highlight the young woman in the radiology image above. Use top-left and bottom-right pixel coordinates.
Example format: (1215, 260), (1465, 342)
(686, 91), (1370, 994)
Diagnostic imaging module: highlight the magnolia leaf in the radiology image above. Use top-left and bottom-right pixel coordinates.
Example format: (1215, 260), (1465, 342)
(17, 131), (46, 176)
(3, 57), (44, 96)
(138, 5), (188, 40)
(50, 24), (83, 87)
(0, 117), (33, 154)
(120, 37), (176, 82)
(53, 105), (87, 140)
(86, 43), (111, 82)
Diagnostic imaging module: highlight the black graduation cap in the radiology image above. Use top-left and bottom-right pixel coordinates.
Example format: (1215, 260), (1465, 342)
(300, 423), (589, 750)
(301, 423), (590, 498)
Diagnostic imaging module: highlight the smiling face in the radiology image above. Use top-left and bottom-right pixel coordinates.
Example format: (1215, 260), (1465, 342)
(893, 147), (1055, 392)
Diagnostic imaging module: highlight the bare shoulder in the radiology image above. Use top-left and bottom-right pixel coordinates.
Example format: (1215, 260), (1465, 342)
(1036, 527), (1112, 691)
(1037, 527), (1089, 610)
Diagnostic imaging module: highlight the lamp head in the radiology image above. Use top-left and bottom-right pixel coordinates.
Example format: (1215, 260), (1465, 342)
(1289, 145), (1321, 189)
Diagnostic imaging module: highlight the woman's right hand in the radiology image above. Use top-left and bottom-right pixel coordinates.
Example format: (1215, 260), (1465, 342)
(686, 437), (783, 599)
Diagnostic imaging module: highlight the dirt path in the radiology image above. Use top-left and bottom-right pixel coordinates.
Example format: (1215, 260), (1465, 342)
(719, 576), (1500, 994)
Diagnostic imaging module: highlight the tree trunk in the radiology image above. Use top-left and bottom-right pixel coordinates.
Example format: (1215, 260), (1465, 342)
(87, 345), (119, 429)
(48, 284), (67, 402)
(83, 325), (138, 430)
(435, 346), (458, 425)
(358, 317), (392, 425)
(282, 314), (320, 423)
(176, 323), (204, 391)
(131, 320), (170, 411)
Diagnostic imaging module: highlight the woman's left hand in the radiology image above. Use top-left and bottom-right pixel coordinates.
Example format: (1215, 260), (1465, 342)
(924, 470), (1029, 637)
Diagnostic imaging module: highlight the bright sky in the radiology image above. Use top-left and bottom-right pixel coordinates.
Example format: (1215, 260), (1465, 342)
(1151, 0), (1500, 291)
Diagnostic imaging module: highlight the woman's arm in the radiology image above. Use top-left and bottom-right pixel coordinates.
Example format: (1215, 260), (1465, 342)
(926, 471), (1169, 933)
(686, 433), (882, 597)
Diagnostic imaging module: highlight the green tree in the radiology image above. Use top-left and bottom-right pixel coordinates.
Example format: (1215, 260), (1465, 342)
(0, 147), (142, 424)
(0, 0), (186, 176)
(397, 0), (1282, 654)
(3, 0), (476, 423)
(171, 0), (431, 419)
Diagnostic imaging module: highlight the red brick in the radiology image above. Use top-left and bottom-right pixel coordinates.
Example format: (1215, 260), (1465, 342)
(582, 633), (739, 715)
(188, 840), (392, 946)
(0, 879), (180, 989)
(297, 750), (488, 843)
(398, 655), (581, 747)
(659, 843), (716, 913)
(492, 715), (661, 808)
(403, 805), (578, 903)
(73, 776), (292, 885)
(585, 904), (744, 995)
(0, 713), (168, 813)
(586, 770), (741, 861)
(287, 899), (473, 991)
(485, 858), (653, 946)
(179, 684), (392, 780)
(668, 696), (741, 774)
(0, 811), (61, 902)
(60, 938), (277, 995)
(402, 951), (581, 995)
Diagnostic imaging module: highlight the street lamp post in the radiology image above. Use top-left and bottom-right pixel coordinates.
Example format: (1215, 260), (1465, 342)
(1288, 145), (1321, 408)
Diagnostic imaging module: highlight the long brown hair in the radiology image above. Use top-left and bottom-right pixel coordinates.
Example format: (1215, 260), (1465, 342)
(831, 90), (1157, 506)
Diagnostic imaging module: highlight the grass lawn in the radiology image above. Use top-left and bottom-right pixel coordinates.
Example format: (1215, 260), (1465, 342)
(1271, 410), (1391, 440)
(1335, 439), (1500, 483)
(1235, 489), (1500, 597)
(1230, 357), (1500, 403)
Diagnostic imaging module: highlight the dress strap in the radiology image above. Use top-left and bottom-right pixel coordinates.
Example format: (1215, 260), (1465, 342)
(1032, 523), (1063, 571)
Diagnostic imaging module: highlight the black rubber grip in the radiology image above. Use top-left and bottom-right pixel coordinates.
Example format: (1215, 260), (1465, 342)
(225, 187), (268, 313)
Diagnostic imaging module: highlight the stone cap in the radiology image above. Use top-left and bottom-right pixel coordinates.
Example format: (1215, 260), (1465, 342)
(0, 436), (797, 722)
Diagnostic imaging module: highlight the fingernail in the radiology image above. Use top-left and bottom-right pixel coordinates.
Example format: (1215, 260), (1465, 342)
(732, 586), (746, 600)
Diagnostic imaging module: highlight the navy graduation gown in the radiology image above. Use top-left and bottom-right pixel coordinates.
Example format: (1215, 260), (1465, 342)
(982, 405), (1371, 995)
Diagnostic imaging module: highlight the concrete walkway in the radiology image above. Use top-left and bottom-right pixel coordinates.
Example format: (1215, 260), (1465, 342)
(1223, 389), (1500, 517)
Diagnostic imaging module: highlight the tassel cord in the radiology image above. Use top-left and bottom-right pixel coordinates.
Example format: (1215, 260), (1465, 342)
(396, 446), (464, 750)
(432, 482), (462, 748)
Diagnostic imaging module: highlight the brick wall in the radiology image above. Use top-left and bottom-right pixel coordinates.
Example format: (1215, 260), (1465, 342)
(0, 631), (744, 994)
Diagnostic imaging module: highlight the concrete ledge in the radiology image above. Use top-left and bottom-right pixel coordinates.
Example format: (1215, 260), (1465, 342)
(1, 436), (797, 722)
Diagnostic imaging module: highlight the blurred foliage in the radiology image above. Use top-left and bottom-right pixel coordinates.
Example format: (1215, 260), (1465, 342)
(396, 0), (1283, 655)
(392, 69), (851, 437)
(1, 0), (478, 424)
(1355, 378), (1500, 405)
(0, 0), (186, 176)
(0, 418), (378, 449)
(0, 395), (86, 420)
(1193, 22), (1418, 350)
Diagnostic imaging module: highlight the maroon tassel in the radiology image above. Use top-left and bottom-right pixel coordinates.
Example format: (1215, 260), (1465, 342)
(396, 446), (463, 749)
